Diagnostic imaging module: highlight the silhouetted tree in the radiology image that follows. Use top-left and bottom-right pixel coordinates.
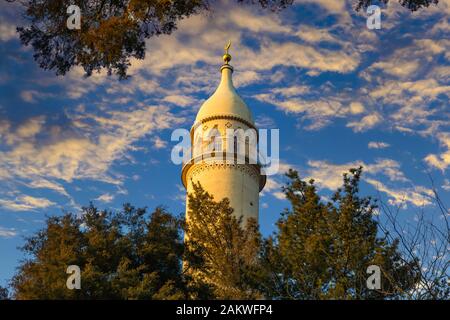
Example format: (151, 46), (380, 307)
(11, 204), (186, 299)
(375, 177), (449, 299)
(8, 168), (447, 300)
(259, 168), (419, 299)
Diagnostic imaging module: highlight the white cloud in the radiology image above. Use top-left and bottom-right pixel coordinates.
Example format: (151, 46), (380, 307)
(255, 115), (276, 128)
(263, 177), (282, 192)
(227, 8), (290, 34)
(356, 36), (449, 139)
(365, 159), (408, 182)
(369, 60), (420, 78)
(0, 22), (17, 42)
(123, 0), (360, 83)
(162, 95), (196, 107)
(424, 133), (450, 172)
(0, 226), (17, 238)
(299, 0), (347, 14)
(0, 105), (182, 213)
(349, 102), (365, 115)
(95, 193), (114, 203)
(430, 17), (450, 34)
(27, 179), (69, 197)
(0, 195), (55, 211)
(271, 85), (310, 97)
(261, 177), (285, 200)
(442, 179), (450, 191)
(371, 79), (450, 102)
(365, 178), (433, 207)
(306, 160), (360, 190)
(0, 0), (448, 215)
(240, 40), (360, 74)
(2, 116), (45, 145)
(347, 113), (382, 132)
(304, 158), (429, 207)
(294, 25), (339, 44)
(254, 86), (352, 131)
(368, 141), (390, 149)
(152, 136), (167, 149)
(20, 90), (37, 103)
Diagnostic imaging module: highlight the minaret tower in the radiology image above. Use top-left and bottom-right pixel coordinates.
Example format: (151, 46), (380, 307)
(181, 42), (266, 223)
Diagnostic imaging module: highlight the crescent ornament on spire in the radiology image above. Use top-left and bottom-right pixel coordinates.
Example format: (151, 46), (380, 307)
(225, 40), (231, 54)
(223, 40), (232, 64)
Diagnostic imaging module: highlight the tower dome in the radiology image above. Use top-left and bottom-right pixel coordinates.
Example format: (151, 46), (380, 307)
(194, 47), (254, 126)
(182, 42), (265, 224)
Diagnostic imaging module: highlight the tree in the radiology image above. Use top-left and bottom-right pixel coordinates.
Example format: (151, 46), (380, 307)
(375, 177), (449, 299)
(260, 167), (419, 299)
(11, 204), (186, 299)
(8, 168), (447, 300)
(184, 182), (263, 299)
(10, 0), (293, 79)
(7, 0), (439, 79)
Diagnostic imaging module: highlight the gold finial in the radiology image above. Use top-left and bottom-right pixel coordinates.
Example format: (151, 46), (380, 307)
(223, 40), (232, 64)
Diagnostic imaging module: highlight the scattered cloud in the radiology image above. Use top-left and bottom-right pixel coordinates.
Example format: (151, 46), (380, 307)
(0, 226), (17, 238)
(262, 177), (285, 200)
(424, 133), (450, 172)
(365, 178), (433, 207)
(368, 141), (390, 149)
(152, 136), (168, 149)
(349, 102), (365, 115)
(369, 60), (420, 79)
(255, 115), (276, 128)
(254, 85), (352, 131)
(442, 179), (450, 191)
(294, 25), (339, 44)
(162, 94), (196, 107)
(0, 21), (17, 42)
(27, 179), (69, 197)
(303, 158), (430, 207)
(0, 0), (447, 217)
(0, 195), (55, 211)
(95, 193), (114, 203)
(347, 113), (382, 132)
(20, 90), (53, 103)
(0, 106), (181, 185)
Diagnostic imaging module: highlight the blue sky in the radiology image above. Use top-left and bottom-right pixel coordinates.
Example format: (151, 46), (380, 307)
(0, 0), (449, 287)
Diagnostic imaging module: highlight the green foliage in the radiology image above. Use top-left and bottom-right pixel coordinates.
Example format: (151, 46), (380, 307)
(260, 167), (419, 299)
(184, 182), (263, 299)
(10, 167), (431, 300)
(11, 204), (186, 299)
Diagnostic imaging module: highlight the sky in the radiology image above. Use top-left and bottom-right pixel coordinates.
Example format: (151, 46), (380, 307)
(0, 0), (449, 287)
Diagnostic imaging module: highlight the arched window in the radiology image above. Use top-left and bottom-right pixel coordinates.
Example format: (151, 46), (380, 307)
(245, 136), (250, 162)
(211, 124), (220, 152)
(193, 131), (202, 158)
